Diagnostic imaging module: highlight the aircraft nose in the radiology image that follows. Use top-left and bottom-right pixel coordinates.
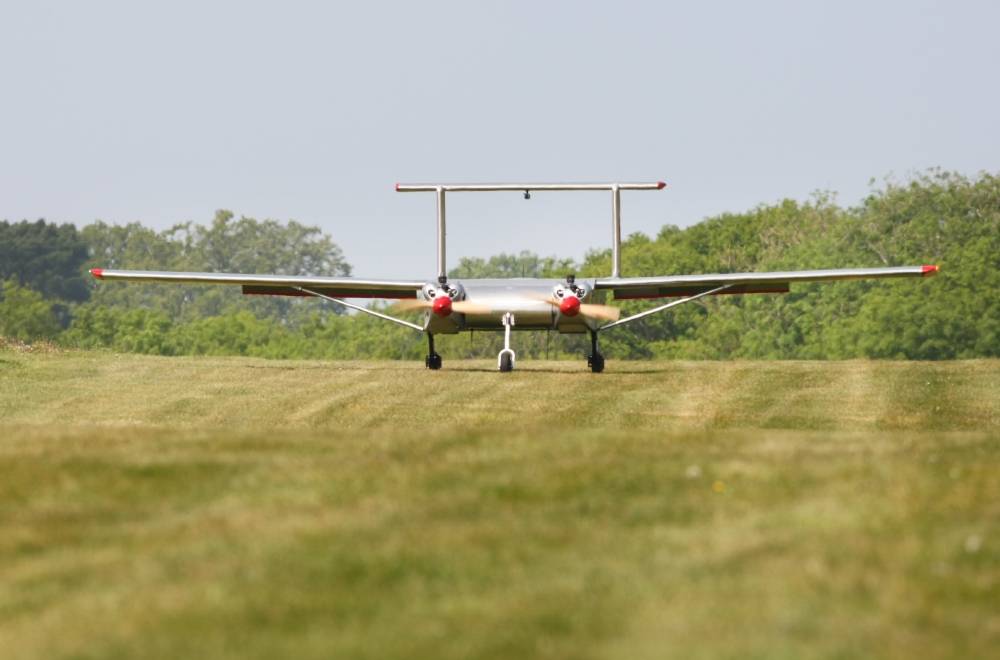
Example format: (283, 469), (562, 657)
(559, 295), (581, 317)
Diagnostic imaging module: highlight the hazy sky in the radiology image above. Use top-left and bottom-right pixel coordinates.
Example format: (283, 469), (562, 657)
(2, 1), (997, 278)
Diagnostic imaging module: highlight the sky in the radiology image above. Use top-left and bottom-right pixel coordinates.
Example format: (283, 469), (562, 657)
(1, 0), (997, 279)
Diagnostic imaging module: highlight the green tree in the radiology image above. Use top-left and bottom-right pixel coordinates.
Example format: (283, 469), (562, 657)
(82, 210), (352, 323)
(450, 250), (577, 279)
(54, 170), (1000, 361)
(0, 220), (90, 303)
(62, 305), (175, 354)
(0, 280), (61, 341)
(579, 172), (998, 360)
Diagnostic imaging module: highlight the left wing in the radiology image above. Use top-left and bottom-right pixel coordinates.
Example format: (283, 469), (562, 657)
(90, 269), (424, 299)
(595, 265), (938, 299)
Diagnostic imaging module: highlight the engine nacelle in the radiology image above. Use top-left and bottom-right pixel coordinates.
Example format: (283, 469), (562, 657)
(422, 281), (466, 318)
(551, 279), (590, 317)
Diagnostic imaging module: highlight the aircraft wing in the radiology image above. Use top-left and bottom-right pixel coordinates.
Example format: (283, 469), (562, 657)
(89, 269), (424, 299)
(594, 265), (938, 299)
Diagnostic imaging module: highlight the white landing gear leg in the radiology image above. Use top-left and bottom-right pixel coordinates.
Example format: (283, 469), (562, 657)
(498, 312), (516, 372)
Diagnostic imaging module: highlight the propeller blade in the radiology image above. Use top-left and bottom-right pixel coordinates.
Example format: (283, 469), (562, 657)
(451, 301), (493, 314)
(525, 292), (560, 307)
(579, 303), (621, 322)
(391, 299), (433, 313)
(525, 292), (620, 321)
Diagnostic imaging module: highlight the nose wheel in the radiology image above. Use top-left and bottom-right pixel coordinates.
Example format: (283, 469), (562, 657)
(587, 330), (605, 373)
(498, 312), (516, 372)
(425, 333), (442, 370)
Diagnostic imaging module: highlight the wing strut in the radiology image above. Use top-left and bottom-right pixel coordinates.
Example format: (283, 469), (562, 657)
(295, 287), (423, 331)
(599, 284), (732, 332)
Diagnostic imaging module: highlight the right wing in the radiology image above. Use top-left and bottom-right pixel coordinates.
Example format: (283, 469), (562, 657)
(90, 269), (424, 299)
(594, 265), (939, 299)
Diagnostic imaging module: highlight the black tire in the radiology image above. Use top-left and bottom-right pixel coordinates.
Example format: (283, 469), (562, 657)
(426, 353), (442, 370)
(499, 353), (514, 372)
(589, 353), (605, 373)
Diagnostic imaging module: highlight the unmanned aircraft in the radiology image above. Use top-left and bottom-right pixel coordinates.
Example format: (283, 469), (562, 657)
(90, 182), (938, 372)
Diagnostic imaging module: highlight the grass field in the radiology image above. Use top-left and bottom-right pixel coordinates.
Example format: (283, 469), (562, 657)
(1, 351), (998, 659)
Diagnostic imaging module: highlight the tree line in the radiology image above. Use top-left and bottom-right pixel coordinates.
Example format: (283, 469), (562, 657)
(1, 170), (997, 360)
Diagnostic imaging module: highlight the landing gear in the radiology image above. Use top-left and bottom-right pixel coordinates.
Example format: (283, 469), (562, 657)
(425, 333), (442, 370)
(587, 330), (605, 373)
(498, 312), (516, 372)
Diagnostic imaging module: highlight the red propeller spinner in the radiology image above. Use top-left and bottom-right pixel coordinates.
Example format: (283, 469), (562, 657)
(559, 295), (581, 317)
(432, 295), (453, 317)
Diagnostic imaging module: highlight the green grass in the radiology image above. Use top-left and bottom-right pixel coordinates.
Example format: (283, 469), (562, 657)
(1, 351), (998, 659)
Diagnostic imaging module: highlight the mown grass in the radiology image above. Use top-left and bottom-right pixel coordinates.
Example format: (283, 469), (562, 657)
(0, 351), (998, 659)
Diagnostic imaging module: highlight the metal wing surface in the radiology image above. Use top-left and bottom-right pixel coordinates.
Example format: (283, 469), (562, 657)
(595, 265), (939, 299)
(90, 269), (424, 299)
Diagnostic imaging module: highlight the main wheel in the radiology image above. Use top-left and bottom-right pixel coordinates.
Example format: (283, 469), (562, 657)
(499, 353), (514, 373)
(426, 353), (442, 370)
(588, 353), (605, 373)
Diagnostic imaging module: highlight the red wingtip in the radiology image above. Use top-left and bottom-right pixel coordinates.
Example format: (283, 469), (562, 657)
(90, 268), (104, 280)
(656, 181), (667, 189)
(922, 264), (939, 276)
(395, 182), (401, 191)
